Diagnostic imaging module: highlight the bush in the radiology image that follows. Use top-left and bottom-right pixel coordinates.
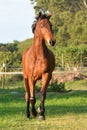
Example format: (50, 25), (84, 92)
(48, 80), (66, 92)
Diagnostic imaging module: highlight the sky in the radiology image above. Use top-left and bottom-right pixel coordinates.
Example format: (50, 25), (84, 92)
(0, 0), (35, 43)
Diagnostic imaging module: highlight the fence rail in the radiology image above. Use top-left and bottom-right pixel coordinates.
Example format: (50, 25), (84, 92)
(0, 72), (23, 75)
(0, 67), (87, 75)
(0, 67), (87, 88)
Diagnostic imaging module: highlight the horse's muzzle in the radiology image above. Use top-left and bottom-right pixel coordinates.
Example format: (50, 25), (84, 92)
(49, 39), (56, 46)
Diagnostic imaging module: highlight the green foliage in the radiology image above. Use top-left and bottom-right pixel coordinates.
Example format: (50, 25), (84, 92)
(0, 51), (12, 67)
(0, 39), (32, 68)
(51, 44), (87, 66)
(49, 80), (65, 92)
(17, 38), (32, 54)
(6, 43), (18, 52)
(0, 36), (86, 68)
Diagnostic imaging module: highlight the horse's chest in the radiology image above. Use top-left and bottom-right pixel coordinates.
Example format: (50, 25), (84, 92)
(33, 59), (48, 78)
(36, 59), (48, 71)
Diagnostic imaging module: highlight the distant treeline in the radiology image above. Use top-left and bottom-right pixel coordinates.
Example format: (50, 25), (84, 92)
(0, 39), (87, 68)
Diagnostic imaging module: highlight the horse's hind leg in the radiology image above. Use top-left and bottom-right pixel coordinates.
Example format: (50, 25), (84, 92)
(24, 78), (30, 118)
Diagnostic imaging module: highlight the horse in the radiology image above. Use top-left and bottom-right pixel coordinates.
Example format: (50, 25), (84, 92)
(22, 11), (56, 120)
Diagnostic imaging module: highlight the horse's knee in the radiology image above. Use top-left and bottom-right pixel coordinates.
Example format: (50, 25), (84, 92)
(30, 97), (36, 105)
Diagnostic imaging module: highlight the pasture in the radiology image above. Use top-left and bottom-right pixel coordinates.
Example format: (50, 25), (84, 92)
(0, 79), (87, 130)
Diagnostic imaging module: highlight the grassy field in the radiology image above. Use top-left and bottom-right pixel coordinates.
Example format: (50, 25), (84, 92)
(0, 79), (87, 130)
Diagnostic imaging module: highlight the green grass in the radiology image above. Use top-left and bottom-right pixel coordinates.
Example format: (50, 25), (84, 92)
(0, 80), (87, 130)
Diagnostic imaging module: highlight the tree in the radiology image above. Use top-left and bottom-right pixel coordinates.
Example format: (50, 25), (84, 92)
(6, 43), (18, 52)
(0, 52), (12, 67)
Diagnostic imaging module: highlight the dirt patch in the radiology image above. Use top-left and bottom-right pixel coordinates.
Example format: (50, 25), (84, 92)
(52, 71), (87, 83)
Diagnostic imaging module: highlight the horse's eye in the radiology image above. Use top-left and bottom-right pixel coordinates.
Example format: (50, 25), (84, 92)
(41, 24), (44, 28)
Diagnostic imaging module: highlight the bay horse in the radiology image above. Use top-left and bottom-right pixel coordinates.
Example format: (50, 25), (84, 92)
(22, 11), (56, 120)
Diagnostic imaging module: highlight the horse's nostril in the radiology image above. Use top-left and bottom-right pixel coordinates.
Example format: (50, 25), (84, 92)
(49, 40), (56, 46)
(49, 40), (52, 45)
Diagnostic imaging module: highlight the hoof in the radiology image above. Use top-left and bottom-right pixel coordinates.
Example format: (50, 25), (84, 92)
(32, 110), (37, 117)
(39, 115), (45, 120)
(26, 112), (30, 118)
(38, 107), (45, 120)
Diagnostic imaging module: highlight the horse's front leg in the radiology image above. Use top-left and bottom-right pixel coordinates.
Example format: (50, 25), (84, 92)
(38, 73), (51, 120)
(24, 78), (30, 118)
(26, 93), (30, 118)
(28, 77), (37, 117)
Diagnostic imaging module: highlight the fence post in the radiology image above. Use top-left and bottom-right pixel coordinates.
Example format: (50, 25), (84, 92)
(2, 63), (6, 88)
(62, 53), (64, 68)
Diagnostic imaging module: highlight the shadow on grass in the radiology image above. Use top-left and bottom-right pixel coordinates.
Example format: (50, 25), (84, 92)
(46, 104), (87, 117)
(0, 103), (87, 118)
(46, 90), (87, 102)
(45, 90), (87, 116)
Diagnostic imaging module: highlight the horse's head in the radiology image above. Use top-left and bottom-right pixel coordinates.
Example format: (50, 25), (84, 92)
(32, 11), (56, 46)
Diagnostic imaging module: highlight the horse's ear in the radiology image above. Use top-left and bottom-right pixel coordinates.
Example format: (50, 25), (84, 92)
(38, 11), (42, 18)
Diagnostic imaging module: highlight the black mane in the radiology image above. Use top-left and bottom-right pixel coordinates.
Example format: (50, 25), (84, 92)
(32, 20), (37, 34)
(32, 12), (49, 33)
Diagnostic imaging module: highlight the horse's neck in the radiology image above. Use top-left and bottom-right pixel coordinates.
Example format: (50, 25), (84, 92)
(33, 37), (48, 59)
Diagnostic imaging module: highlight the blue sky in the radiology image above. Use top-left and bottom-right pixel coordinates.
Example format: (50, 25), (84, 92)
(0, 0), (35, 43)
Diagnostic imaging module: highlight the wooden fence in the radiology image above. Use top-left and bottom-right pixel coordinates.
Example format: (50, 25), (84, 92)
(0, 67), (87, 88)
